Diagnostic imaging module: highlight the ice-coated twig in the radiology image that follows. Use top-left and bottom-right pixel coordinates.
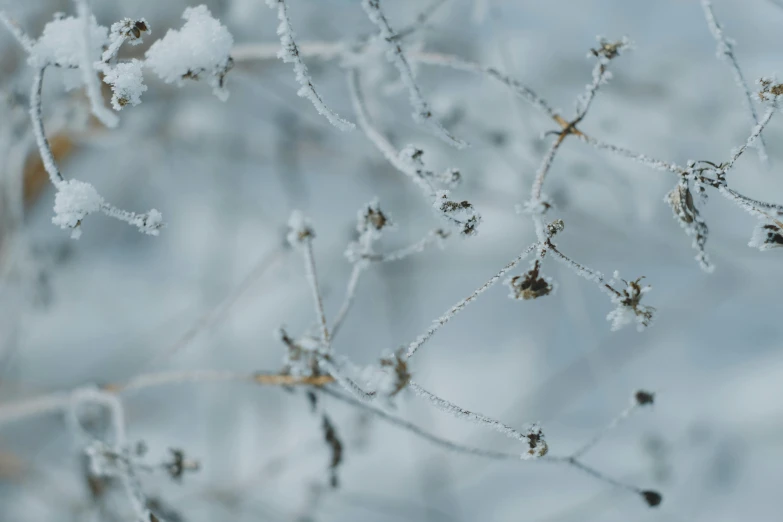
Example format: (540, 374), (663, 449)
(362, 228), (447, 263)
(67, 387), (156, 521)
(0, 10), (34, 52)
(320, 387), (524, 461)
(405, 243), (538, 360)
(723, 104), (776, 172)
(330, 263), (364, 341)
(74, 0), (118, 128)
(264, 0), (354, 131)
(304, 237), (331, 350)
(408, 51), (561, 122)
(317, 356), (377, 403)
(546, 243), (617, 298)
(530, 136), (566, 209)
(361, 0), (466, 148)
(348, 69), (435, 195)
(701, 0), (768, 165)
(348, 69), (480, 236)
(718, 186), (783, 223)
(579, 135), (686, 174)
(29, 68), (65, 186)
(409, 381), (547, 458)
(29, 67), (163, 238)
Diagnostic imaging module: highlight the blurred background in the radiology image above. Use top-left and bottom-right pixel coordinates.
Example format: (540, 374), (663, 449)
(1, 0), (782, 520)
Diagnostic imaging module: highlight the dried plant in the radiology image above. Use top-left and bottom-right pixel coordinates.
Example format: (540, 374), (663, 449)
(1, 1), (781, 520)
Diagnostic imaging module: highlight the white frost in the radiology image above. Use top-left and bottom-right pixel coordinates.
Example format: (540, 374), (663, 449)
(145, 5), (234, 101)
(52, 179), (104, 238)
(29, 14), (107, 69)
(102, 59), (147, 110)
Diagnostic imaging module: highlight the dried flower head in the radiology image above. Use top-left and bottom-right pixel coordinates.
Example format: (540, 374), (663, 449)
(525, 424), (548, 458)
(590, 36), (632, 62)
(546, 219), (565, 237)
(606, 273), (655, 332)
(665, 179), (712, 272)
(748, 220), (783, 251)
(433, 191), (481, 236)
(378, 349), (411, 397)
(758, 77), (783, 102)
(357, 199), (393, 237)
(286, 210), (315, 247)
(111, 18), (150, 44)
(506, 260), (555, 300)
(163, 448), (199, 481)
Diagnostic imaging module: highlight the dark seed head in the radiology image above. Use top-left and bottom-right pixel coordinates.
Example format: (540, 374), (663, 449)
(635, 390), (655, 406)
(641, 490), (662, 507)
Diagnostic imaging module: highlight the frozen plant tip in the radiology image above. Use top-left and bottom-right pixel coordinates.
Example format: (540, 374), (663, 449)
(758, 77), (783, 103)
(606, 274), (655, 332)
(144, 5), (234, 101)
(506, 259), (555, 301)
(433, 191), (481, 236)
(589, 36), (632, 62)
(634, 390), (655, 406)
(287, 210), (315, 247)
(748, 220), (783, 251)
(102, 59), (147, 110)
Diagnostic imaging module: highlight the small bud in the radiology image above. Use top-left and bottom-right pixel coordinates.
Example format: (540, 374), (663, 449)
(525, 424), (548, 458)
(748, 220), (783, 251)
(506, 260), (554, 301)
(286, 210), (314, 247)
(546, 219), (565, 237)
(634, 390), (655, 406)
(641, 490), (662, 507)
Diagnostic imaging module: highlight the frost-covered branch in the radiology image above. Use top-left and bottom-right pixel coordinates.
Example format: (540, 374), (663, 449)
(264, 0), (354, 130)
(287, 211), (331, 352)
(701, 0), (768, 165)
(361, 0), (466, 148)
(74, 0), (118, 128)
(29, 68), (163, 238)
(348, 69), (480, 236)
(405, 243), (537, 360)
(0, 10), (34, 52)
(409, 381), (548, 458)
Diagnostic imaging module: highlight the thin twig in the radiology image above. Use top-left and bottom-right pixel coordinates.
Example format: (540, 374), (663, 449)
(361, 0), (466, 149)
(701, 0), (768, 165)
(0, 10), (34, 52)
(405, 243), (537, 360)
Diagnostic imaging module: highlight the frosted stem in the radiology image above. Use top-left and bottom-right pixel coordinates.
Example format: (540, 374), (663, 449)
(74, 0), (119, 128)
(348, 68), (436, 196)
(0, 10), (34, 52)
(701, 0), (768, 165)
(409, 381), (537, 445)
(321, 387), (523, 461)
(579, 135), (685, 174)
(361, 0), (466, 149)
(302, 239), (331, 351)
(405, 243), (537, 360)
(264, 0), (354, 131)
(29, 68), (65, 187)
